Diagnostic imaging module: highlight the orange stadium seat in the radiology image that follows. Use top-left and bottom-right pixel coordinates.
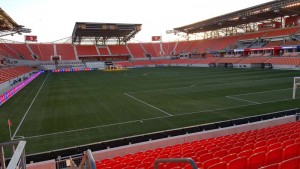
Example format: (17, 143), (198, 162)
(94, 121), (300, 169)
(127, 43), (145, 58)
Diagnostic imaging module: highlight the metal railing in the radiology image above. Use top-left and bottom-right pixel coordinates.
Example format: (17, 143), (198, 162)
(0, 140), (26, 169)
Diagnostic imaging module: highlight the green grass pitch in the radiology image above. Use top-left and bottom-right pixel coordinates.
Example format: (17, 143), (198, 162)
(0, 67), (300, 154)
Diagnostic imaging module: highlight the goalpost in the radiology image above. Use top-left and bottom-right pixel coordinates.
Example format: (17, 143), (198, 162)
(293, 77), (300, 99)
(107, 65), (123, 70)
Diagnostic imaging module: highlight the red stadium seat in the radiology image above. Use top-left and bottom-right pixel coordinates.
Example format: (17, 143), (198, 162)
(227, 156), (247, 169)
(259, 163), (279, 169)
(283, 143), (300, 160)
(281, 139), (295, 148)
(228, 146), (242, 154)
(279, 156), (300, 169)
(202, 157), (220, 169)
(207, 161), (227, 169)
(247, 152), (266, 169)
(221, 153), (238, 163)
(266, 147), (283, 165)
(238, 149), (254, 158)
(214, 149), (228, 158)
(198, 152), (213, 163)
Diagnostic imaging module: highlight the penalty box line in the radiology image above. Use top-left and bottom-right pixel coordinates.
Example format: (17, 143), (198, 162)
(124, 92), (173, 116)
(225, 88), (293, 104)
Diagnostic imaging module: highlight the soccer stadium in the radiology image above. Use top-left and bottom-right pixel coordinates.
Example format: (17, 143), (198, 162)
(2, 0), (300, 168)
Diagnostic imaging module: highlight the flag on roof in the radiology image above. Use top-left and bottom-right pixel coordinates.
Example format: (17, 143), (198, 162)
(152, 36), (161, 41)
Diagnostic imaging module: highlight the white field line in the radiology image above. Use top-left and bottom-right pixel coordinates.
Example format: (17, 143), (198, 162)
(225, 96), (260, 104)
(12, 73), (50, 139)
(228, 88), (292, 97)
(128, 77), (293, 94)
(124, 92), (173, 116)
(25, 96), (298, 139)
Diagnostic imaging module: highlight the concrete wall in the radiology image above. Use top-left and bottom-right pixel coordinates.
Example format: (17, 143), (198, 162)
(27, 160), (56, 169)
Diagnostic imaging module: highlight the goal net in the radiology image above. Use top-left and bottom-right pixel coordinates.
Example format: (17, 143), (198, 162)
(293, 77), (300, 99)
(107, 65), (123, 71)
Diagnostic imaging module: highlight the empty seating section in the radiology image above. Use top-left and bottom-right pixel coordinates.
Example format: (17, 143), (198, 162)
(209, 36), (241, 51)
(76, 45), (98, 56)
(98, 47), (110, 55)
(28, 44), (43, 60)
(152, 43), (161, 57)
(142, 43), (159, 57)
(238, 57), (270, 64)
(161, 42), (176, 56)
(127, 43), (145, 58)
(0, 43), (20, 59)
(96, 121), (300, 169)
(108, 45), (129, 55)
(264, 27), (299, 38)
(5, 44), (34, 60)
(264, 41), (283, 48)
(175, 41), (189, 55)
(130, 60), (153, 66)
(0, 66), (34, 83)
(240, 31), (267, 40)
(56, 44), (76, 60)
(217, 58), (244, 64)
(193, 57), (221, 64)
(267, 57), (300, 66)
(281, 41), (300, 46)
(32, 44), (54, 61)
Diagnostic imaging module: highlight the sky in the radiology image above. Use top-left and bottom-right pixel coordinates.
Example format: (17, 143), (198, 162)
(1, 0), (272, 43)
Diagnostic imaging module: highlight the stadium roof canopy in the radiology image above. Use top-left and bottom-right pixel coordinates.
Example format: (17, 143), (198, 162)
(174, 0), (300, 34)
(0, 8), (31, 37)
(72, 22), (142, 45)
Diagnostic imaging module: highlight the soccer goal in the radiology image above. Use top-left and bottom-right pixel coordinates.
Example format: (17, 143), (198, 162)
(293, 77), (300, 99)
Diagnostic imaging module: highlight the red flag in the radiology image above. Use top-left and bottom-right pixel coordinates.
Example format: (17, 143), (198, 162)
(152, 36), (161, 41)
(25, 35), (37, 42)
(8, 119), (12, 126)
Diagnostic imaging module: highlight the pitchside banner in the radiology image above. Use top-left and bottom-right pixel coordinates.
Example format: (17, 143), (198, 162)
(25, 35), (37, 42)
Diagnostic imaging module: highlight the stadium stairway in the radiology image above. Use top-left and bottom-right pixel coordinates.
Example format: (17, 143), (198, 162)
(94, 120), (300, 169)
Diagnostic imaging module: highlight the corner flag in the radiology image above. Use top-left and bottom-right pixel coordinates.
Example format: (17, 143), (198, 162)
(8, 119), (12, 126)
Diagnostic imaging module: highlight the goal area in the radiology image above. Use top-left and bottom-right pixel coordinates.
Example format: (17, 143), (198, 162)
(293, 77), (300, 99)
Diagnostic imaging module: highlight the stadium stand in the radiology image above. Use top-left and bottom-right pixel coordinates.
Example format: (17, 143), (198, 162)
(238, 57), (270, 64)
(264, 41), (283, 48)
(55, 44), (77, 60)
(0, 66), (34, 83)
(161, 42), (176, 56)
(142, 43), (160, 57)
(239, 31), (267, 41)
(93, 120), (300, 169)
(98, 46), (110, 55)
(76, 45), (98, 56)
(217, 57), (244, 64)
(0, 43), (20, 59)
(108, 45), (130, 56)
(32, 44), (54, 61)
(127, 43), (146, 58)
(5, 43), (34, 60)
(28, 43), (43, 60)
(263, 27), (299, 38)
(175, 41), (189, 55)
(267, 57), (300, 66)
